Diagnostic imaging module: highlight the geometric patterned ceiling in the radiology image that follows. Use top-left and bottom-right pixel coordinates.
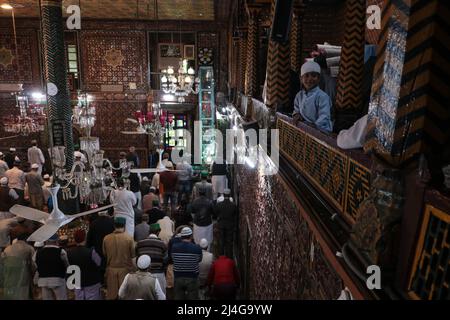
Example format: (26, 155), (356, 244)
(0, 0), (215, 20)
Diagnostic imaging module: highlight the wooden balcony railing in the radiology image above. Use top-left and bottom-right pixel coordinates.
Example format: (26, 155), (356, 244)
(277, 114), (372, 225)
(407, 190), (450, 300)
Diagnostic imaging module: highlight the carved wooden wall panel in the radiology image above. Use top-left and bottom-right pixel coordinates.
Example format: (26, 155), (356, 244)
(88, 96), (148, 167)
(81, 30), (148, 92)
(0, 29), (40, 84)
(237, 165), (343, 299)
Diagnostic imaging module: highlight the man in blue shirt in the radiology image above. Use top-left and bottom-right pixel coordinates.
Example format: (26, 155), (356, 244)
(170, 227), (203, 300)
(292, 61), (333, 133)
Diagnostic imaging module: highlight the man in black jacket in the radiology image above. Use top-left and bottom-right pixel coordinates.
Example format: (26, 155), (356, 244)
(187, 186), (215, 249)
(67, 229), (103, 300)
(34, 234), (69, 300)
(4, 147), (16, 169)
(213, 189), (237, 258)
(147, 200), (166, 225)
(86, 209), (114, 276)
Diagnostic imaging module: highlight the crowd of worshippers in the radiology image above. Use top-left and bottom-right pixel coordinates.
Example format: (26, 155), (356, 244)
(289, 45), (377, 149)
(0, 144), (239, 300)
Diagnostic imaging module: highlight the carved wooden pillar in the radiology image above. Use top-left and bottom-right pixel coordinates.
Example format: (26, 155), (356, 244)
(244, 5), (260, 108)
(364, 0), (450, 168)
(41, 0), (79, 213)
(350, 0), (450, 285)
(238, 33), (247, 94)
(289, 1), (304, 73)
(41, 0), (74, 168)
(265, 0), (291, 110)
(334, 0), (366, 131)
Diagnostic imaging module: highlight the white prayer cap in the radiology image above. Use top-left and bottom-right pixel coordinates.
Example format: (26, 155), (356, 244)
(31, 163), (39, 169)
(14, 156), (20, 162)
(199, 238), (208, 249)
(34, 241), (44, 248)
(0, 152), (3, 156)
(0, 177), (8, 185)
(10, 147), (16, 152)
(165, 161), (173, 169)
(301, 61), (321, 76)
(180, 226), (193, 237)
(98, 210), (109, 216)
(142, 176), (149, 181)
(43, 174), (50, 179)
(137, 254), (151, 269)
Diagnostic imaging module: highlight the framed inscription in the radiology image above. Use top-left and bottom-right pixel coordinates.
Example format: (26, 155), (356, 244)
(51, 120), (65, 147)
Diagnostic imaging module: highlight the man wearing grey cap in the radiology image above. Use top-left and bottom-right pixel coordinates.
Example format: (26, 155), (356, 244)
(27, 140), (45, 175)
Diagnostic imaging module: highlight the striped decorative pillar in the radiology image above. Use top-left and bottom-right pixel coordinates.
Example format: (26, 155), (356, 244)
(289, 1), (304, 73)
(364, 0), (450, 167)
(238, 34), (247, 95)
(41, 0), (74, 170)
(244, 5), (260, 116)
(350, 0), (450, 278)
(334, 0), (366, 131)
(265, 0), (291, 110)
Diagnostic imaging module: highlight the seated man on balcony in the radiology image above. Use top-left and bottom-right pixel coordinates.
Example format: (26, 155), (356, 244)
(292, 61), (333, 133)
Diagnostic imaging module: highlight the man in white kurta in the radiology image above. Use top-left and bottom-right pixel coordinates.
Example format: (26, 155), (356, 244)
(110, 184), (137, 237)
(27, 140), (45, 175)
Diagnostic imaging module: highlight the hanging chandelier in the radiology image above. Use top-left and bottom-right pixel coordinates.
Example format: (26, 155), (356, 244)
(50, 91), (125, 205)
(161, 59), (200, 102)
(2, 85), (46, 135)
(133, 102), (174, 146)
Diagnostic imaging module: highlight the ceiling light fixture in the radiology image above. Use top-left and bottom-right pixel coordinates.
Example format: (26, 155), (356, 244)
(0, 3), (13, 10)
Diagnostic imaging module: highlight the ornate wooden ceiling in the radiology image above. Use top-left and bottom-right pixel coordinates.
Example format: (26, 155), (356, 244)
(0, 0), (216, 20)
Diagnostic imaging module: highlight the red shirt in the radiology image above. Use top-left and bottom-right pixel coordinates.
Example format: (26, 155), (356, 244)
(207, 256), (240, 286)
(159, 171), (178, 193)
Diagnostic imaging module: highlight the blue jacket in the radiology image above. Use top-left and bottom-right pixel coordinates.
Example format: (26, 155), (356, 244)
(293, 86), (333, 132)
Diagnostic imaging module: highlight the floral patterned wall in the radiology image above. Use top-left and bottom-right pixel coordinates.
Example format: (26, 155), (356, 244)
(236, 165), (344, 299)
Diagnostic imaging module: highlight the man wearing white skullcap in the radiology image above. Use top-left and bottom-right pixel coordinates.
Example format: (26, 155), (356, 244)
(118, 254), (166, 300)
(25, 163), (45, 210)
(0, 176), (19, 220)
(198, 238), (214, 300)
(170, 226), (203, 299)
(292, 61), (333, 132)
(4, 158), (25, 204)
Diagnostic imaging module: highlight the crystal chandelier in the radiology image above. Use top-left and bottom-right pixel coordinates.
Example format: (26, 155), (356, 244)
(161, 59), (199, 102)
(50, 146), (118, 205)
(51, 91), (125, 205)
(3, 85), (46, 135)
(134, 102), (174, 146)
